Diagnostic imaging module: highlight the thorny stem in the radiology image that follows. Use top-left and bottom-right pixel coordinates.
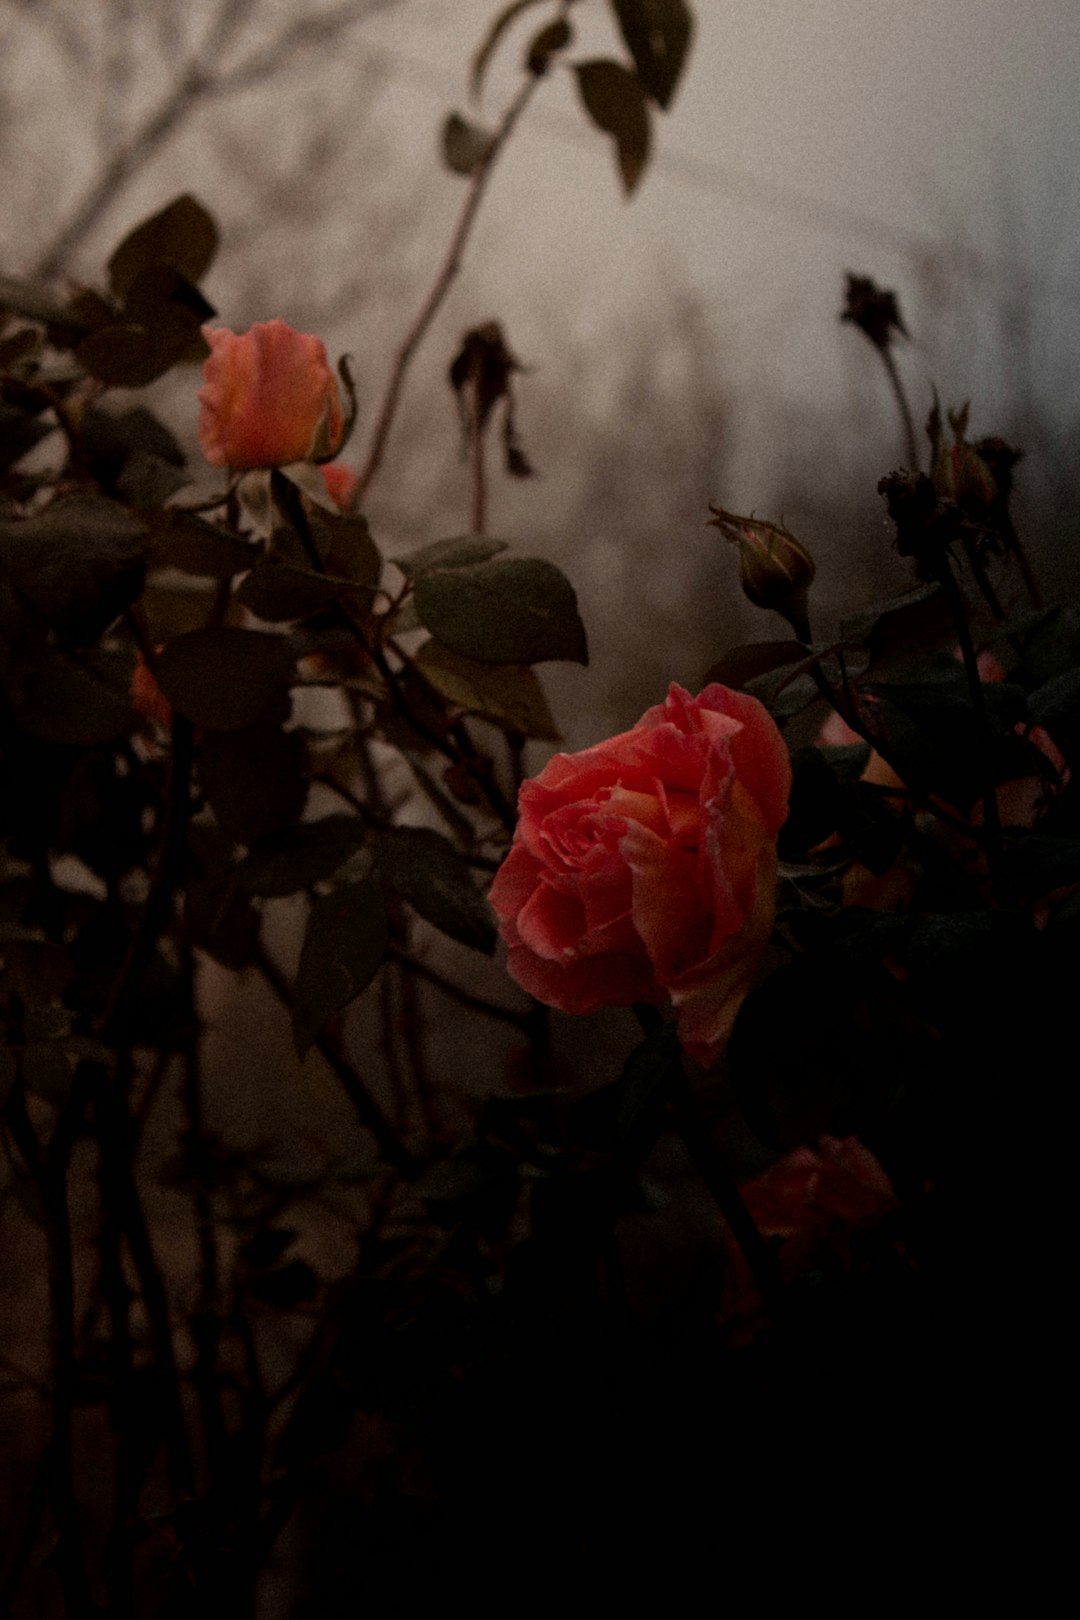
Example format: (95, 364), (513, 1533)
(471, 368), (488, 535)
(937, 557), (1005, 854)
(356, 72), (540, 500)
(879, 344), (919, 472)
(274, 472), (518, 831)
(99, 715), (195, 1046)
(8, 1075), (97, 1619)
(385, 944), (534, 1031)
(669, 1068), (785, 1318)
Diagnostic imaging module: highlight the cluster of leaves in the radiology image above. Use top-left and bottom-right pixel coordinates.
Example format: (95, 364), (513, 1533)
(1, 4), (1071, 1592)
(445, 0), (694, 194)
(1, 197), (593, 1103)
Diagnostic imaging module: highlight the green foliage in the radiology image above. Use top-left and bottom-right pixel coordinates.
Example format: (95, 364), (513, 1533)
(235, 816), (368, 898)
(610, 0), (694, 108)
(155, 627), (294, 731)
(574, 59), (651, 194)
(292, 880), (389, 1057)
(442, 111), (497, 175)
(106, 194), (220, 301)
(414, 639), (560, 738)
(377, 825), (497, 953)
(413, 554), (588, 664)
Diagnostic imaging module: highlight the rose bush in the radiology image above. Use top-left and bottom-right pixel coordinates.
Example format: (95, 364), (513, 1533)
(198, 317), (343, 469)
(490, 683), (792, 1065)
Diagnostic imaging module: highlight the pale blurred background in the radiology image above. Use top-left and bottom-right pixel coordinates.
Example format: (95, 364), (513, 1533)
(3, 0), (1079, 741)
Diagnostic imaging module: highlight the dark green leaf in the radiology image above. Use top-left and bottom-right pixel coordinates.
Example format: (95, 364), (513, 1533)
(610, 0), (693, 108)
(377, 825), (496, 953)
(76, 313), (201, 388)
(199, 721), (308, 845)
(236, 816), (367, 897)
(147, 511), (260, 578)
(315, 512), (382, 590)
(1014, 608), (1080, 684)
(617, 1019), (680, 1139)
(107, 194), (219, 300)
(236, 560), (367, 622)
(414, 555), (588, 665)
(15, 651), (134, 746)
(0, 403), (54, 470)
(526, 16), (572, 73)
(414, 639), (560, 738)
(0, 496), (146, 643)
(841, 584), (952, 680)
(1028, 668), (1080, 739)
(115, 451), (189, 507)
(395, 534), (508, 578)
(704, 640), (808, 691)
(292, 879), (388, 1057)
(156, 627), (293, 731)
(574, 59), (651, 194)
(442, 111), (497, 175)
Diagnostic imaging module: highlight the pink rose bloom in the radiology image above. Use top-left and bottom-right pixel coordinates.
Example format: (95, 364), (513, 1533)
(489, 683), (791, 1065)
(720, 1136), (899, 1338)
(198, 318), (343, 469)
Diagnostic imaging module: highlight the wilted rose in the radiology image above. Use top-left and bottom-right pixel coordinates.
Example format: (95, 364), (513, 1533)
(198, 318), (343, 470)
(489, 683), (791, 1065)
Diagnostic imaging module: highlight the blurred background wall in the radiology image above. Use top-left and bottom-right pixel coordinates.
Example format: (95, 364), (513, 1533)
(3, 0), (1079, 742)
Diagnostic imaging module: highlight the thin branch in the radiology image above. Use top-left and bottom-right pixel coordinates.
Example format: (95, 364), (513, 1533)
(252, 941), (416, 1176)
(385, 944), (534, 1030)
(32, 0), (405, 279)
(879, 344), (919, 471)
(356, 71), (541, 499)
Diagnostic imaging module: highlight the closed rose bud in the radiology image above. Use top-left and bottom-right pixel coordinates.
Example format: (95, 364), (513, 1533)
(707, 505), (815, 643)
(198, 318), (344, 470)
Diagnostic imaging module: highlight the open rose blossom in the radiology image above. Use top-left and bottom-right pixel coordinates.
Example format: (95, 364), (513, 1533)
(490, 683), (792, 1065)
(198, 318), (343, 469)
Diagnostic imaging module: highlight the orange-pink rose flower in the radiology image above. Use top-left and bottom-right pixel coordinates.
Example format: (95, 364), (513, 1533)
(489, 683), (792, 1065)
(198, 318), (343, 469)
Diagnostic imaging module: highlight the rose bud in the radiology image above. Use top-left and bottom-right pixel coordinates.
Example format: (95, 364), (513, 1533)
(198, 318), (344, 470)
(489, 683), (791, 1067)
(708, 504), (815, 643)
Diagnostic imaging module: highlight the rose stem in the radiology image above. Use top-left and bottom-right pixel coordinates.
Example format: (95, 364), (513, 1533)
(355, 69), (541, 501)
(879, 343), (920, 472)
(633, 1008), (784, 1317)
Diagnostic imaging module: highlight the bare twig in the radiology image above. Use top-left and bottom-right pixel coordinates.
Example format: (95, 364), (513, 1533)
(356, 72), (541, 499)
(32, 0), (404, 279)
